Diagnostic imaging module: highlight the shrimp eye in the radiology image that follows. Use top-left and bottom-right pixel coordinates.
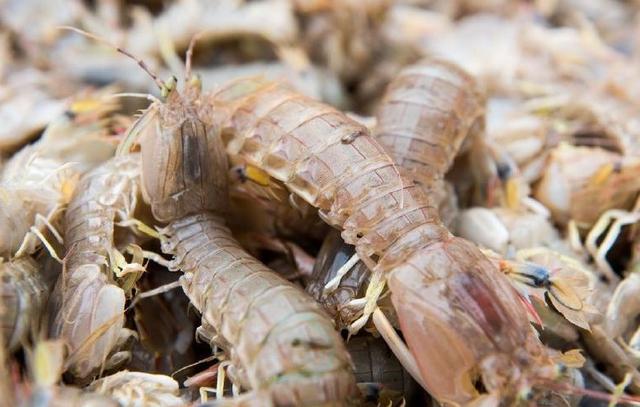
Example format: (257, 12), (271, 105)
(232, 166), (248, 182)
(531, 274), (547, 287)
(496, 162), (512, 181)
(518, 387), (534, 401)
(161, 76), (178, 98)
(190, 73), (202, 91)
(555, 363), (568, 377)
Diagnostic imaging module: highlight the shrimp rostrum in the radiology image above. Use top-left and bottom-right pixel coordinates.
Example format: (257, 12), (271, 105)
(109, 39), (361, 405)
(49, 154), (143, 381)
(211, 76), (570, 405)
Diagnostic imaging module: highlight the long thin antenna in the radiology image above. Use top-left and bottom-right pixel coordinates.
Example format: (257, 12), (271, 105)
(541, 380), (640, 405)
(185, 31), (205, 82)
(59, 26), (164, 90)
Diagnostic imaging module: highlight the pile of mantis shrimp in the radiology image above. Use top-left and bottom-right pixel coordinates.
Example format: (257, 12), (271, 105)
(2, 0), (640, 406)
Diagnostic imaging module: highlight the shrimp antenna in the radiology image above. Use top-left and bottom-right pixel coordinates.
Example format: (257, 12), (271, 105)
(541, 379), (640, 405)
(185, 31), (205, 82)
(59, 26), (165, 90)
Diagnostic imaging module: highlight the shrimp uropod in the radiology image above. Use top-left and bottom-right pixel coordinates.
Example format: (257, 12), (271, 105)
(211, 76), (560, 405)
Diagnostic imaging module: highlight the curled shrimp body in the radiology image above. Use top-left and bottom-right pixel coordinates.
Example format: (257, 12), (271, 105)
(87, 370), (184, 407)
(50, 154), (142, 380)
(212, 77), (558, 404)
(534, 143), (640, 226)
(0, 256), (47, 352)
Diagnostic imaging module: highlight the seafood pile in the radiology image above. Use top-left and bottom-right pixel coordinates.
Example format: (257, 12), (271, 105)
(2, 0), (640, 406)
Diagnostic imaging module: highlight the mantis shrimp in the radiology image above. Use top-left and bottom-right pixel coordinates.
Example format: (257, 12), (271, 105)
(373, 57), (489, 225)
(49, 154), (144, 381)
(65, 27), (626, 404)
(209, 74), (596, 405)
(160, 213), (359, 405)
(74, 29), (363, 404)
